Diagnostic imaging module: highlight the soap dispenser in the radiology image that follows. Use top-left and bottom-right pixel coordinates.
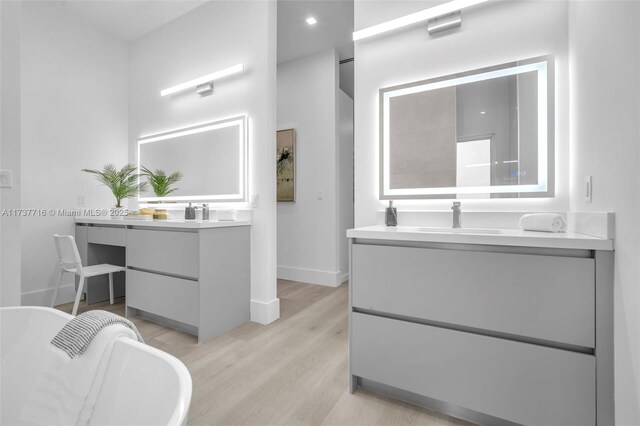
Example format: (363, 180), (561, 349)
(202, 203), (210, 221)
(185, 202), (196, 220)
(385, 200), (397, 227)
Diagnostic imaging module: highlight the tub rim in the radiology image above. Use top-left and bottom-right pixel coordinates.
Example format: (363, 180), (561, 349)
(0, 306), (192, 426)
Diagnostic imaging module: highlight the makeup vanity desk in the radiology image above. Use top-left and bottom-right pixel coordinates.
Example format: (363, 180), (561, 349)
(75, 217), (251, 343)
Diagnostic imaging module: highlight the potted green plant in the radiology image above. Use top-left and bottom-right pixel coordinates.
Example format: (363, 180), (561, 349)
(140, 166), (183, 198)
(82, 163), (147, 216)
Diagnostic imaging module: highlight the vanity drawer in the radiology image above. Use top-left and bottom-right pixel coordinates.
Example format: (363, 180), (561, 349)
(352, 244), (595, 348)
(87, 226), (126, 247)
(127, 229), (199, 278)
(351, 312), (595, 426)
(126, 269), (198, 327)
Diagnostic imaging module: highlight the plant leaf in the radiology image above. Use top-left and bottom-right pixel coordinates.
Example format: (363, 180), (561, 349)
(82, 163), (146, 207)
(140, 166), (182, 197)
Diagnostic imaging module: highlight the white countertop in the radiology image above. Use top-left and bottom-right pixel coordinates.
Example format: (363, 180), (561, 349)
(75, 217), (251, 229)
(347, 225), (613, 251)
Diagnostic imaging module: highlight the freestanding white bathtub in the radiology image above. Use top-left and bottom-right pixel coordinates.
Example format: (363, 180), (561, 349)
(0, 307), (192, 426)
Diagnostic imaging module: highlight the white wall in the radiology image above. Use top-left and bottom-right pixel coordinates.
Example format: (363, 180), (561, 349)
(276, 50), (348, 286)
(568, 1), (640, 423)
(0, 1), (22, 307)
(19, 1), (129, 305)
(129, 1), (279, 323)
(353, 0), (570, 227)
(338, 90), (354, 280)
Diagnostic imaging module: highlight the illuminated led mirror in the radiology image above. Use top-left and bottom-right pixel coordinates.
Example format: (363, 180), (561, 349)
(138, 115), (247, 203)
(380, 56), (554, 199)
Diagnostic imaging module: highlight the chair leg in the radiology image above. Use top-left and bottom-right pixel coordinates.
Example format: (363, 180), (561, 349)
(109, 273), (114, 305)
(72, 275), (85, 316)
(50, 267), (64, 308)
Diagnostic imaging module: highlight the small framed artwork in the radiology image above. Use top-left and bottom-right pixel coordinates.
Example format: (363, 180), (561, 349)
(276, 129), (295, 202)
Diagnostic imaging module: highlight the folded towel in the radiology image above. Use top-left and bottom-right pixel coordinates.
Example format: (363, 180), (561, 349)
(519, 213), (567, 233)
(51, 310), (143, 358)
(217, 209), (238, 221)
(20, 313), (143, 425)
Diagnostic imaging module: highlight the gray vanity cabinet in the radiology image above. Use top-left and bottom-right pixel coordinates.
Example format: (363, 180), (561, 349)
(75, 221), (251, 343)
(125, 226), (250, 343)
(87, 225), (127, 247)
(352, 244), (595, 348)
(126, 269), (199, 327)
(352, 313), (596, 426)
(127, 229), (199, 278)
(349, 238), (614, 426)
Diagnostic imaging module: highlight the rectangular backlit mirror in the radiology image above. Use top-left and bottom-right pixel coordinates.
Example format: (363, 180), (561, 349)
(380, 56), (554, 199)
(138, 115), (247, 203)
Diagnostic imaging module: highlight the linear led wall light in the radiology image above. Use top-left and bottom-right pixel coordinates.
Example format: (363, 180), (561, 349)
(353, 0), (488, 41)
(160, 64), (244, 97)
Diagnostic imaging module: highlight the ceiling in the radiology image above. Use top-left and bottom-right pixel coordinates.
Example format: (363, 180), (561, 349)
(61, 0), (355, 96)
(278, 0), (354, 98)
(277, 0), (354, 64)
(62, 0), (208, 42)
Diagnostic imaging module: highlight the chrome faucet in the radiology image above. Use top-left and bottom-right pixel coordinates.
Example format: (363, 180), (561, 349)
(452, 202), (461, 228)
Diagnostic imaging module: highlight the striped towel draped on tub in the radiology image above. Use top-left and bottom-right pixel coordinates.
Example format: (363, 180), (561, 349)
(51, 310), (144, 358)
(20, 310), (145, 425)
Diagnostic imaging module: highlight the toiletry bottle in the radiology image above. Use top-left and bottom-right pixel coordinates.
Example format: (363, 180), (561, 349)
(202, 204), (210, 221)
(185, 202), (196, 220)
(385, 200), (397, 226)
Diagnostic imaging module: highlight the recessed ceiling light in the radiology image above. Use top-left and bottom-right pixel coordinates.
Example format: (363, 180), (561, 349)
(306, 17), (317, 25)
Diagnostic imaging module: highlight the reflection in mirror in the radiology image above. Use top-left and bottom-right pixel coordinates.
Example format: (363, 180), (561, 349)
(138, 115), (247, 202)
(380, 56), (554, 200)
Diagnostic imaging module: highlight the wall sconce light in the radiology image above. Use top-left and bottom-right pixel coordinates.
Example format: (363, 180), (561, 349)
(427, 11), (462, 35)
(160, 63), (244, 97)
(352, 0), (487, 41)
(196, 83), (214, 96)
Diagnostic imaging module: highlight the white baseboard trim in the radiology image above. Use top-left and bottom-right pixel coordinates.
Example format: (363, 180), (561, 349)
(21, 285), (75, 307)
(341, 273), (349, 284)
(277, 265), (344, 287)
(250, 298), (280, 325)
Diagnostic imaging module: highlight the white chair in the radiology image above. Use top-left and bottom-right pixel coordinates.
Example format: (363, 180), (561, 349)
(51, 234), (126, 316)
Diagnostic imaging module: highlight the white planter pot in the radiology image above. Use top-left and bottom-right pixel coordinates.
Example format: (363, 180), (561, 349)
(111, 206), (127, 219)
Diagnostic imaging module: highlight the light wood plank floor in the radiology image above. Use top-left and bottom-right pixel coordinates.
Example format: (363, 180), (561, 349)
(56, 280), (470, 426)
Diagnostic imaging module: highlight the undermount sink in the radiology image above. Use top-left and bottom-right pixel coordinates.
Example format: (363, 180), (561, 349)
(415, 227), (503, 235)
